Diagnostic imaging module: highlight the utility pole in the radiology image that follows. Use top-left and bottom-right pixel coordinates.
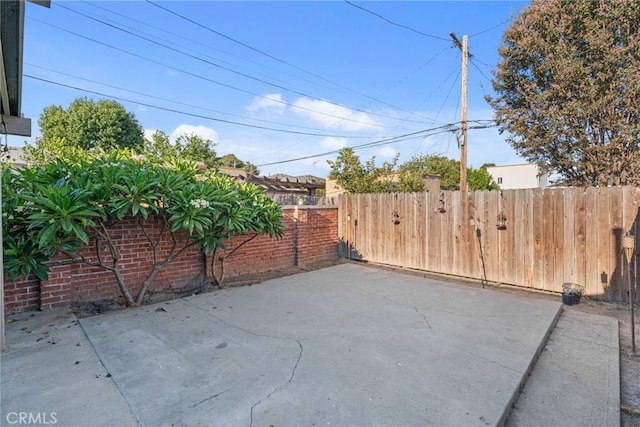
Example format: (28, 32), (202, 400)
(450, 33), (468, 192)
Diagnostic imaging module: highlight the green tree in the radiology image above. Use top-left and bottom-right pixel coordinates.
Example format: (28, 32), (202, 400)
(219, 153), (260, 175)
(23, 137), (91, 165)
(468, 164), (499, 191)
(175, 133), (218, 169)
(2, 156), (283, 306)
(34, 97), (144, 153)
(488, 0), (640, 186)
(400, 154), (460, 191)
(143, 130), (176, 163)
(244, 162), (259, 176)
(327, 148), (396, 194)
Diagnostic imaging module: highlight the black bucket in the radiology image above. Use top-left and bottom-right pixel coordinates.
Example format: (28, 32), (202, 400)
(562, 293), (581, 306)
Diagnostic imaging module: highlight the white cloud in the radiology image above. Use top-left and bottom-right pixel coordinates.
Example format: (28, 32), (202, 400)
(246, 93), (286, 115)
(166, 68), (178, 77)
(375, 146), (398, 159)
(292, 97), (382, 132)
(319, 137), (348, 150)
(170, 124), (219, 143)
(143, 129), (157, 141)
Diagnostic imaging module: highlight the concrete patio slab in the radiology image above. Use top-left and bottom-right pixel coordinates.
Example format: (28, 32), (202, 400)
(3, 263), (567, 426)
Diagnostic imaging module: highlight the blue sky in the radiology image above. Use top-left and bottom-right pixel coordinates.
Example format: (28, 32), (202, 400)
(15, 0), (528, 177)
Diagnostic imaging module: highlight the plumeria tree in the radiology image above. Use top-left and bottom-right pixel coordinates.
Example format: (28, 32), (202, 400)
(2, 154), (283, 306)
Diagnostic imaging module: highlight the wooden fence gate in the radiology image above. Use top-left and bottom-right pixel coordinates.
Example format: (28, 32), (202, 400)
(338, 187), (640, 302)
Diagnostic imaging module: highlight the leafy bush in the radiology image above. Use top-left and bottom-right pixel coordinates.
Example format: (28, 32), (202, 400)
(2, 155), (283, 306)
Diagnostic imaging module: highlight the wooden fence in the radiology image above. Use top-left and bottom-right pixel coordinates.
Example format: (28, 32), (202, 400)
(338, 187), (640, 302)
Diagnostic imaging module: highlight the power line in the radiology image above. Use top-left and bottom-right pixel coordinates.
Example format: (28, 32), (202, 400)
(343, 0), (450, 42)
(409, 66), (461, 157)
(469, 17), (512, 38)
(54, 4), (389, 130)
(270, 45), (454, 159)
(29, 16), (429, 129)
(26, 63), (374, 136)
(144, 0), (429, 117)
(257, 125), (456, 167)
(80, 0), (338, 97)
(25, 74), (388, 139)
(27, 72), (497, 168)
(469, 58), (493, 84)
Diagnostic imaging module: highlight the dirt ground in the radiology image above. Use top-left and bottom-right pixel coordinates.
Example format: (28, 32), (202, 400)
(70, 259), (640, 426)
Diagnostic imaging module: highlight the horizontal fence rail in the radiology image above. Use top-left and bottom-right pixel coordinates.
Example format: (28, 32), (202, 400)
(338, 188), (640, 303)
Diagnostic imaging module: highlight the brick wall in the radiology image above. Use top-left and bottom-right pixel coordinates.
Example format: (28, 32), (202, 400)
(208, 206), (339, 280)
(4, 206), (338, 314)
(3, 275), (40, 314)
(291, 207), (340, 268)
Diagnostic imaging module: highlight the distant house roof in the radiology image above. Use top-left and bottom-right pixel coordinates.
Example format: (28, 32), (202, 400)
(238, 174), (325, 195)
(269, 173), (325, 185)
(218, 166), (246, 177)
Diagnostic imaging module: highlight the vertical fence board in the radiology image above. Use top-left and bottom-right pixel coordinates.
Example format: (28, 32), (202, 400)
(450, 191), (460, 277)
(427, 191), (441, 272)
(338, 195), (345, 257)
(410, 193), (426, 270)
(514, 190), (526, 287)
(360, 194), (369, 260)
(472, 191), (485, 283)
(441, 192), (453, 274)
(484, 190), (499, 283)
(553, 189), (566, 292)
(610, 188), (623, 301)
(621, 187), (637, 303)
(532, 189), (545, 289)
(574, 188), (587, 291)
(563, 188), (576, 286)
(597, 188), (612, 299)
(501, 190), (517, 285)
(631, 187), (640, 303)
(541, 190), (555, 291)
(584, 187), (600, 297)
(420, 193), (429, 272)
(522, 189), (535, 288)
(464, 192), (477, 279)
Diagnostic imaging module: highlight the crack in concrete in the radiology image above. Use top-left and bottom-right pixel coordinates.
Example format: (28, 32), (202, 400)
(78, 318), (143, 426)
(472, 350), (521, 374)
(189, 388), (231, 409)
(249, 339), (303, 427)
(359, 289), (434, 330)
(183, 301), (304, 427)
(415, 307), (432, 329)
(360, 287), (551, 319)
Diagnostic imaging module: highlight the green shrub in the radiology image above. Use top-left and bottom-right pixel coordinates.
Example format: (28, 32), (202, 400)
(2, 155), (283, 306)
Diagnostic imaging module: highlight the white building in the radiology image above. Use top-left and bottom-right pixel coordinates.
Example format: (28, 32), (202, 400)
(486, 164), (548, 190)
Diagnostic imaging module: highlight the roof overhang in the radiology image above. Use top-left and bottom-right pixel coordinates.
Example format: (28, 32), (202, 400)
(0, 0), (49, 137)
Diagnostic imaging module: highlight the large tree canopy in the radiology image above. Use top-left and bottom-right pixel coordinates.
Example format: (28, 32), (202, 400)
(488, 0), (640, 186)
(34, 97), (144, 153)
